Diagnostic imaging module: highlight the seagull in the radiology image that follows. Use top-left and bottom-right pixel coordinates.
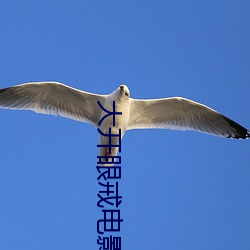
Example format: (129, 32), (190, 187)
(0, 82), (249, 164)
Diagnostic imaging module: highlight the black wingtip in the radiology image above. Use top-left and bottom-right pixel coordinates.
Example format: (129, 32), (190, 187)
(247, 131), (250, 138)
(222, 115), (250, 139)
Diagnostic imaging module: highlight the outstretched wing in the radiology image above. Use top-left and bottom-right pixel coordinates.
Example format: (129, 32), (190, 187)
(128, 97), (249, 139)
(0, 82), (106, 127)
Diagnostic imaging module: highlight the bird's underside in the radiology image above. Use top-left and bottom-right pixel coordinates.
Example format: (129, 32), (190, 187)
(0, 82), (249, 153)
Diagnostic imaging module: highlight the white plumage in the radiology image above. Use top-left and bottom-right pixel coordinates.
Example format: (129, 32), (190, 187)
(0, 82), (249, 163)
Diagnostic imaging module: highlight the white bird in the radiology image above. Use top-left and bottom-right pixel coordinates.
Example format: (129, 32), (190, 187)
(0, 82), (249, 164)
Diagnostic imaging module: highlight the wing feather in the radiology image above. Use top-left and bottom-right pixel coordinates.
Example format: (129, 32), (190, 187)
(128, 97), (249, 139)
(0, 82), (106, 127)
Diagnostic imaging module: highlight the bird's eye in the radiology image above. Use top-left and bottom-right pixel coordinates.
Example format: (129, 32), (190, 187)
(125, 92), (129, 97)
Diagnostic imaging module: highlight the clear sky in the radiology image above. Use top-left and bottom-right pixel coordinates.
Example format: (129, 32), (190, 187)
(0, 1), (249, 249)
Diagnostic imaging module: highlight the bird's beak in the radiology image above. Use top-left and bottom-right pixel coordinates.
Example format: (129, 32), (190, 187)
(120, 85), (124, 93)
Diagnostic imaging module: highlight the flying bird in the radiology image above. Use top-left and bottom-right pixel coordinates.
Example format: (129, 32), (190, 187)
(0, 82), (249, 164)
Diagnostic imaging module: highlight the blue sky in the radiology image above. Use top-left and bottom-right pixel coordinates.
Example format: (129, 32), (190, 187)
(0, 1), (249, 249)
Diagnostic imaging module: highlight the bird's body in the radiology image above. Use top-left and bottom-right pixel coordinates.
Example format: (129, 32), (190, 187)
(98, 86), (130, 160)
(0, 82), (249, 164)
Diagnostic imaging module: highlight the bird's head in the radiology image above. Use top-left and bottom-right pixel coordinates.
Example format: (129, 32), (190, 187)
(119, 84), (130, 98)
(110, 84), (130, 103)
